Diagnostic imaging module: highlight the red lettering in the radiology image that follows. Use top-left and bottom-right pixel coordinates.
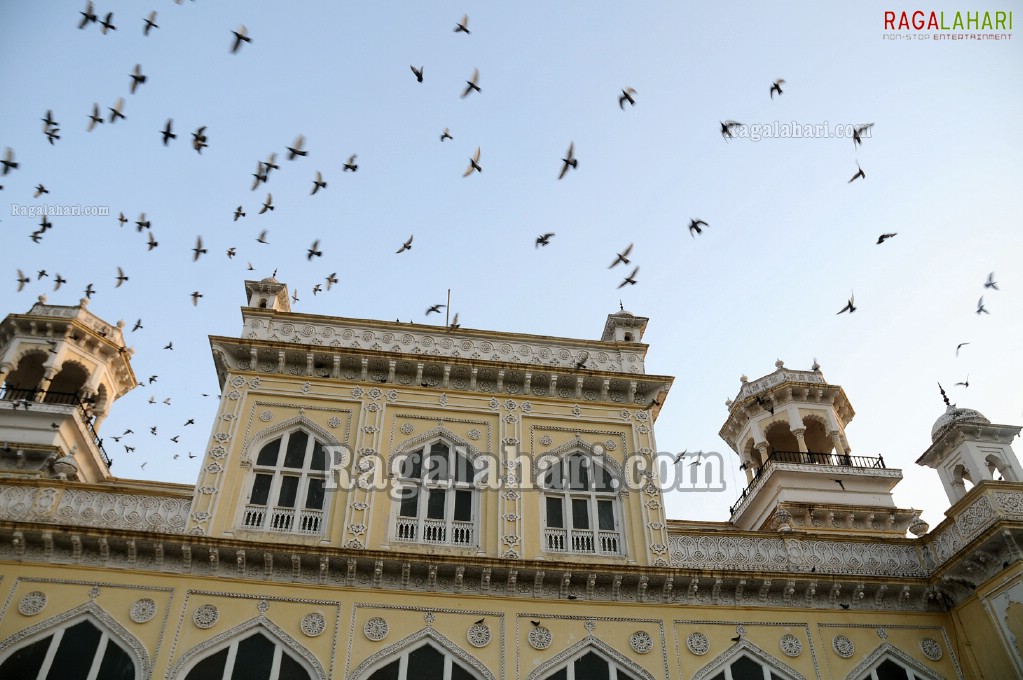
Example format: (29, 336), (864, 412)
(884, 11), (895, 29)
(912, 11), (924, 30)
(898, 12), (910, 29)
(928, 12), (939, 29)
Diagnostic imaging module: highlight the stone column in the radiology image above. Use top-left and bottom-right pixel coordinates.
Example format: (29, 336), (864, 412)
(791, 427), (808, 454)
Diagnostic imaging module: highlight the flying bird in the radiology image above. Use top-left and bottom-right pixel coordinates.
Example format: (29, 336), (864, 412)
(837, 292), (856, 315)
(312, 284), (322, 295)
(343, 154), (358, 172)
(286, 134), (307, 159)
(259, 194), (273, 214)
(143, 11), (158, 35)
(192, 236), (207, 261)
(609, 243), (633, 268)
(396, 235), (414, 253)
(976, 297), (989, 314)
(108, 98), (125, 123)
(426, 304), (445, 316)
(53, 274), (66, 290)
(1, 148), (17, 175)
(16, 270), (30, 292)
(226, 247), (236, 259)
(191, 291), (203, 306)
(231, 25), (251, 53)
(310, 171), (326, 194)
(955, 342), (969, 357)
(87, 103), (103, 131)
(84, 283), (95, 299)
(45, 128), (61, 145)
(834, 479), (845, 490)
(769, 78), (785, 98)
(233, 206), (245, 221)
(672, 450), (688, 465)
(463, 147), (482, 176)
(79, 1), (98, 28)
(876, 233), (897, 244)
(852, 123), (874, 147)
(535, 233), (555, 248)
(164, 342), (173, 350)
(42, 110), (58, 129)
(132, 319), (143, 332)
(410, 65), (424, 82)
(449, 313), (460, 330)
(618, 266), (639, 289)
(307, 240), (322, 260)
(454, 14), (470, 33)
(325, 272), (338, 290)
(848, 163), (866, 183)
(129, 64), (147, 93)
(118, 212), (128, 227)
(99, 12), (116, 34)
(954, 374), (970, 388)
(619, 87), (637, 109)
(440, 128), (453, 142)
(256, 230), (269, 244)
(251, 161), (268, 189)
(115, 267), (128, 287)
(160, 119), (176, 145)
(984, 272), (998, 290)
(135, 213), (150, 231)
(192, 126), (208, 153)
(147, 232), (159, 251)
(461, 68), (481, 97)
(558, 142), (577, 179)
(34, 184), (48, 198)
(688, 219), (709, 237)
(720, 120), (742, 140)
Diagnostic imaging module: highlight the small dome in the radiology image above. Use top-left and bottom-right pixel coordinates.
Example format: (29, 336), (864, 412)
(931, 404), (990, 443)
(259, 276), (279, 284)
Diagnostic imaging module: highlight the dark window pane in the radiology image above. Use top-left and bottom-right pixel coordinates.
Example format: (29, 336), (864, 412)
(427, 443), (450, 481)
(876, 659), (911, 680)
(618, 671), (638, 680)
(278, 652), (312, 680)
(574, 652), (610, 680)
(598, 500), (614, 530)
(568, 455), (589, 490)
(408, 644), (445, 680)
(729, 655), (764, 680)
(545, 669), (568, 680)
(546, 497), (564, 528)
(0, 635), (51, 679)
(251, 474), (272, 505)
(47, 620), (101, 680)
(231, 633), (275, 680)
(367, 659), (400, 680)
(770, 674), (785, 680)
(427, 489), (446, 519)
(256, 439), (280, 466)
(709, 674), (725, 680)
(305, 477), (325, 510)
(451, 660), (479, 680)
(545, 464), (563, 490)
(284, 431), (309, 468)
(454, 490), (472, 521)
(402, 451), (423, 479)
(310, 441), (325, 470)
(572, 499), (590, 529)
(454, 452), (472, 483)
(186, 648), (228, 680)
(278, 476), (299, 507)
(596, 465), (613, 491)
(97, 640), (135, 680)
(399, 487), (419, 517)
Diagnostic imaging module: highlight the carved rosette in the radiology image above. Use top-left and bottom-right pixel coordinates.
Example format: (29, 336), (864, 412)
(467, 623), (491, 648)
(629, 631), (653, 654)
(301, 612), (326, 637)
(528, 626), (553, 650)
(920, 637), (942, 661)
(686, 632), (709, 655)
(18, 591), (47, 616)
(130, 598), (156, 624)
(193, 604), (219, 629)
(364, 617), (389, 641)
(779, 634), (802, 657)
(832, 635), (854, 658)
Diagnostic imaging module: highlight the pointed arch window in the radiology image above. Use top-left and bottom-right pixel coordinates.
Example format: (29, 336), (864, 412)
(242, 429), (328, 535)
(704, 653), (798, 680)
(392, 440), (477, 547)
(364, 641), (483, 680)
(539, 650), (640, 680)
(856, 657), (939, 680)
(0, 617), (136, 680)
(181, 631), (312, 680)
(542, 453), (623, 555)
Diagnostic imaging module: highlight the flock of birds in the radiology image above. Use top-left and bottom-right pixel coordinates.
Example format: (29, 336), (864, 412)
(1, 4), (1011, 472)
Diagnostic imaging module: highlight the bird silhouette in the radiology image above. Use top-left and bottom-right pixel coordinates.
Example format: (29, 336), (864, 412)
(286, 134), (307, 159)
(619, 87), (637, 109)
(463, 147), (482, 176)
(1, 148), (17, 175)
(618, 266), (639, 289)
(307, 240), (322, 260)
(536, 233), (555, 248)
(192, 236), (207, 261)
(976, 297), (990, 315)
(234, 206), (246, 221)
(449, 313), (460, 329)
(257, 230), (269, 244)
(769, 78), (785, 98)
(311, 171), (326, 194)
(108, 97), (125, 123)
(848, 163), (866, 183)
(326, 273), (338, 290)
(87, 103), (103, 131)
(231, 25), (252, 53)
(558, 142), (577, 179)
(53, 274), (67, 290)
(135, 212), (150, 231)
(191, 291), (203, 306)
(955, 342), (969, 357)
(852, 123), (874, 147)
(609, 243), (633, 268)
(984, 272), (998, 290)
(410, 65), (424, 82)
(454, 14), (470, 33)
(440, 128), (453, 142)
(834, 479), (845, 490)
(954, 375), (970, 388)
(720, 120), (742, 140)
(192, 126), (208, 153)
(226, 248), (236, 259)
(129, 64), (146, 93)
(426, 304), (445, 315)
(259, 194), (273, 214)
(115, 267), (128, 287)
(396, 235), (414, 253)
(837, 292), (856, 314)
(147, 232), (159, 251)
(143, 11), (158, 35)
(160, 119), (176, 145)
(461, 68), (481, 97)
(16, 270), (30, 292)
(876, 233), (897, 244)
(99, 12), (116, 34)
(343, 154), (358, 172)
(34, 184), (48, 198)
(79, 1), (97, 28)
(688, 219), (708, 237)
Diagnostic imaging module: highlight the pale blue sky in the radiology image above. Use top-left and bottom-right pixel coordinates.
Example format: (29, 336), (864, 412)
(1, 1), (1021, 527)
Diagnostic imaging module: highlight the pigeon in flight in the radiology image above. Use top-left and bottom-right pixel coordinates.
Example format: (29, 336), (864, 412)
(617, 266), (639, 289)
(558, 142), (577, 179)
(192, 126), (208, 153)
(233, 206), (245, 221)
(876, 233), (897, 244)
(536, 233), (555, 248)
(160, 119), (176, 145)
(954, 374), (970, 388)
(99, 12), (116, 34)
(440, 128), (453, 142)
(256, 230), (269, 244)
(984, 272), (998, 290)
(461, 68), (481, 97)
(720, 120), (742, 140)
(463, 147), (482, 176)
(976, 297), (990, 314)
(87, 103), (103, 131)
(609, 243), (633, 268)
(955, 342), (969, 357)
(769, 78), (785, 98)
(311, 171), (326, 194)
(836, 292), (856, 314)
(343, 154), (358, 172)
(79, 1), (98, 28)
(286, 134), (307, 159)
(848, 163), (866, 183)
(307, 240), (322, 260)
(259, 194), (273, 214)
(396, 235), (414, 253)
(129, 64), (147, 93)
(454, 14), (470, 33)
(108, 98), (125, 123)
(16, 270), (30, 292)
(191, 291), (203, 306)
(147, 232), (159, 251)
(1, 148), (17, 175)
(619, 87), (637, 109)
(852, 123), (874, 147)
(426, 304), (445, 315)
(192, 236), (207, 261)
(688, 219), (708, 237)
(115, 267), (128, 287)
(231, 25), (252, 53)
(410, 65), (424, 82)
(143, 11), (158, 35)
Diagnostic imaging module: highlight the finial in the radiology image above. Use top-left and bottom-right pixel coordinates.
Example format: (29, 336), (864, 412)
(79, 297), (89, 307)
(739, 374), (748, 383)
(725, 398), (733, 407)
(37, 294), (47, 304)
(811, 357), (820, 371)
(619, 300), (624, 311)
(116, 319), (125, 329)
(272, 268), (278, 278)
(937, 382), (951, 408)
(775, 358), (784, 368)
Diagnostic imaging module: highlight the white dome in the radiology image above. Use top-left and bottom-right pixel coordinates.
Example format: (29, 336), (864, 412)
(931, 404), (990, 443)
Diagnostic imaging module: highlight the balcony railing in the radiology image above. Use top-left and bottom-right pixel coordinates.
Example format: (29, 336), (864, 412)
(392, 517), (475, 547)
(729, 450), (886, 515)
(544, 528), (622, 555)
(242, 505), (323, 535)
(0, 386), (113, 468)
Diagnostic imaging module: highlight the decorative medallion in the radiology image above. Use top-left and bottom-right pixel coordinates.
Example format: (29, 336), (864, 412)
(18, 591), (47, 616)
(571, 405), (581, 417)
(400, 423), (414, 435)
(328, 417), (341, 429)
(424, 611), (436, 625)
(876, 627), (888, 640)
(257, 600), (269, 615)
(540, 435), (553, 447)
(604, 440), (617, 451)
(686, 632), (709, 656)
(89, 586), (101, 599)
(629, 631), (653, 654)
(779, 634), (802, 657)
(259, 411), (273, 422)
(467, 623), (492, 648)
(832, 635), (855, 659)
(504, 399), (517, 410)
(301, 381), (312, 394)
(387, 390), (398, 402)
(467, 429), (481, 441)
(920, 637), (942, 661)
(231, 376), (246, 388)
(301, 612), (326, 637)
(585, 620), (597, 634)
(528, 626), (553, 650)
(129, 598), (156, 624)
(193, 604), (219, 629)
(521, 401), (532, 412)
(364, 617), (389, 641)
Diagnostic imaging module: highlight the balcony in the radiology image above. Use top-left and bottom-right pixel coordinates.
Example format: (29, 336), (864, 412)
(242, 505), (323, 535)
(392, 517), (475, 547)
(544, 528), (622, 555)
(729, 450), (886, 515)
(0, 386), (113, 468)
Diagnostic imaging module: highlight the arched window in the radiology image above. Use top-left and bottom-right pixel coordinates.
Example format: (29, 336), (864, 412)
(0, 617), (136, 680)
(540, 649), (640, 680)
(365, 641), (483, 680)
(393, 440), (477, 547)
(242, 430), (328, 534)
(542, 453), (622, 555)
(855, 655), (941, 680)
(181, 631), (312, 680)
(706, 653), (794, 680)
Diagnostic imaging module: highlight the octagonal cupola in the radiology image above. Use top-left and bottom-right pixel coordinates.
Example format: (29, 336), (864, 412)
(245, 276), (291, 313)
(720, 361), (917, 535)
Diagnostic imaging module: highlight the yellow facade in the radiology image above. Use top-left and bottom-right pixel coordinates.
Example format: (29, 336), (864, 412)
(1, 283), (1022, 679)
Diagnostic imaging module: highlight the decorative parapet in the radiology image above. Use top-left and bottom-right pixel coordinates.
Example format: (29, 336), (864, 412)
(0, 481), (191, 534)
(731, 369), (823, 403)
(928, 486), (1023, 565)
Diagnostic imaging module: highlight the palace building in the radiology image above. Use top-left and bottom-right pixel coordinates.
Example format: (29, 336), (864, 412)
(0, 278), (1021, 679)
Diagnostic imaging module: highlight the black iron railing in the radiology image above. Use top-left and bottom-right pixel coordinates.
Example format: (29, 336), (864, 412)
(729, 450), (886, 515)
(0, 386), (113, 468)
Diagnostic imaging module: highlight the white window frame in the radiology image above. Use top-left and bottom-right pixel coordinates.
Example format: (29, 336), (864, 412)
(541, 453), (624, 556)
(391, 439), (479, 548)
(241, 429), (328, 535)
(178, 630), (312, 680)
(0, 616), (137, 680)
(362, 641), (482, 680)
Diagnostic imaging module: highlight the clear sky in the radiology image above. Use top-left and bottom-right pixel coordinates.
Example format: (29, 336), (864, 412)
(1, 1), (1021, 529)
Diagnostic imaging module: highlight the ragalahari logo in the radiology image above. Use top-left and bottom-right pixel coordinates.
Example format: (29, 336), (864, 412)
(883, 10), (1013, 41)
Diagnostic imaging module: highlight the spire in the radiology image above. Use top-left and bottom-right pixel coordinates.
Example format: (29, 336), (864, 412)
(938, 382), (951, 408)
